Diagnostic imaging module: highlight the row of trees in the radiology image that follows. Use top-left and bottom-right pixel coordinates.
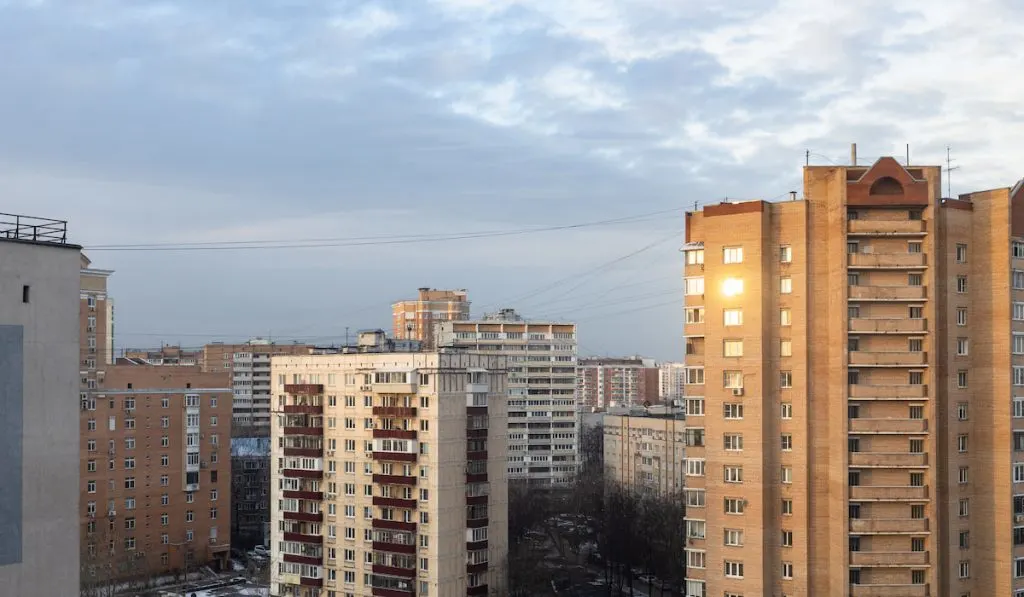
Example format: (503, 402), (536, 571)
(508, 425), (687, 596)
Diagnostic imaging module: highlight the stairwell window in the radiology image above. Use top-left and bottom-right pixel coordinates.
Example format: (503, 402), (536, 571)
(780, 371), (793, 388)
(957, 370), (968, 388)
(781, 308), (792, 326)
(908, 241), (922, 253)
(780, 340), (792, 357)
(956, 338), (969, 356)
(909, 371), (924, 385)
(957, 276), (968, 293)
(956, 243), (968, 263)
(780, 277), (793, 294)
(780, 245), (792, 263)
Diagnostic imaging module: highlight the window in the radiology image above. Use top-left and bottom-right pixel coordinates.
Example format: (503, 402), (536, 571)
(684, 277), (705, 295)
(1016, 271), (1024, 290)
(780, 371), (793, 388)
(958, 435), (968, 452)
(781, 403), (793, 419)
(723, 247), (744, 264)
(1016, 334), (1024, 355)
(956, 338), (969, 356)
(959, 498), (969, 517)
(909, 371), (924, 385)
(685, 248), (704, 265)
(780, 277), (793, 294)
(724, 561), (744, 578)
(779, 309), (792, 328)
(782, 530), (794, 547)
(781, 434), (793, 451)
(685, 488), (705, 507)
(724, 498), (745, 514)
(848, 272), (861, 286)
(957, 370), (968, 388)
(724, 529), (743, 546)
(724, 466), (743, 483)
(686, 520), (706, 539)
(1016, 302), (1024, 321)
(685, 307), (705, 324)
(908, 273), (922, 286)
(959, 467), (969, 484)
(686, 459), (705, 477)
(959, 560), (970, 579)
(782, 562), (794, 579)
(847, 241), (859, 254)
(1016, 367), (1024, 386)
(723, 340), (743, 357)
(780, 245), (792, 263)
(782, 466), (793, 484)
(685, 398), (705, 416)
(724, 434), (743, 451)
(723, 308), (743, 326)
(908, 241), (922, 253)
(723, 371), (743, 388)
(957, 308), (968, 326)
(782, 499), (793, 515)
(957, 276), (968, 293)
(723, 403), (743, 419)
(780, 340), (792, 357)
(958, 402), (969, 421)
(687, 550), (706, 569)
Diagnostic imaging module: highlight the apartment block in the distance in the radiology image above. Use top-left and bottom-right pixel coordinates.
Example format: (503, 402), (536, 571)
(392, 288), (470, 349)
(603, 407), (686, 494)
(576, 356), (660, 410)
(436, 308), (579, 486)
(680, 148), (1024, 597)
(0, 213), (81, 595)
(270, 330), (509, 597)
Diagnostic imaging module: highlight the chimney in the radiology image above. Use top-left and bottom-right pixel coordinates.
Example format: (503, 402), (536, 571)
(789, 191), (797, 201)
(850, 143), (858, 166)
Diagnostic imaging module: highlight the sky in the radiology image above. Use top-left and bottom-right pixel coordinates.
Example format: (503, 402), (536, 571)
(2, 0), (1023, 361)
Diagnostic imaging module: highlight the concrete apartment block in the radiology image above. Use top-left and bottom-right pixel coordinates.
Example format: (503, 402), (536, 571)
(392, 288), (471, 350)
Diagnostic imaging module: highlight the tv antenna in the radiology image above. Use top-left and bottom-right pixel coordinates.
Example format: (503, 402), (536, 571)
(944, 145), (960, 198)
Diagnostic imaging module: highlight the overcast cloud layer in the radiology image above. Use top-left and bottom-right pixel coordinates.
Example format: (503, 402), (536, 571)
(2, 0), (1023, 360)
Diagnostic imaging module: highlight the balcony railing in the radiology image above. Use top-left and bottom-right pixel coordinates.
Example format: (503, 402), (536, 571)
(372, 429), (417, 440)
(848, 253), (927, 268)
(0, 212), (68, 244)
(848, 351), (927, 367)
(849, 485), (929, 501)
(284, 384), (324, 395)
(372, 452), (417, 463)
(848, 384), (928, 400)
(850, 585), (929, 597)
(372, 496), (416, 509)
(372, 474), (417, 486)
(849, 518), (929, 534)
(849, 318), (928, 333)
(848, 551), (929, 567)
(373, 406), (417, 417)
(849, 418), (928, 434)
(849, 452), (928, 468)
(847, 220), (926, 235)
(283, 426), (324, 436)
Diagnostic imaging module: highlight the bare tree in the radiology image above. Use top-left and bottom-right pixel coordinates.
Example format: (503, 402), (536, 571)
(80, 522), (154, 597)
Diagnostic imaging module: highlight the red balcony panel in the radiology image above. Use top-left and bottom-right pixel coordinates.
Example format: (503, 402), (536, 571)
(467, 428), (488, 439)
(467, 584), (489, 596)
(284, 553), (322, 566)
(466, 407), (487, 416)
(283, 490), (323, 500)
(466, 451), (488, 461)
(373, 496), (417, 509)
(283, 405), (322, 414)
(284, 426), (324, 436)
(466, 495), (487, 506)
(373, 541), (416, 555)
(372, 589), (413, 597)
(285, 384), (324, 395)
(466, 518), (488, 529)
(284, 469), (324, 479)
(284, 511), (324, 523)
(466, 562), (488, 574)
(373, 429), (418, 440)
(466, 540), (488, 550)
(283, 447), (322, 458)
(373, 474), (417, 486)
(372, 564), (416, 578)
(373, 406), (418, 417)
(466, 473), (488, 483)
(372, 452), (418, 463)
(283, 532), (322, 544)
(299, 576), (324, 587)
(373, 519), (416, 532)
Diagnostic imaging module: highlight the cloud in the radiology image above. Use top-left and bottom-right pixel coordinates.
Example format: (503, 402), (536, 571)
(329, 4), (402, 39)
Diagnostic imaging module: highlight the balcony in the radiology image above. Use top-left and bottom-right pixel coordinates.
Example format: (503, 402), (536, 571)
(284, 511), (324, 523)
(283, 469), (324, 479)
(285, 384), (324, 395)
(372, 540), (415, 555)
(848, 351), (927, 367)
(372, 496), (416, 509)
(848, 220), (926, 236)
(373, 406), (417, 417)
(849, 518), (929, 534)
(849, 285), (928, 301)
(372, 588), (413, 597)
(850, 585), (929, 597)
(372, 519), (416, 532)
(372, 452), (418, 463)
(848, 384), (928, 400)
(849, 318), (927, 334)
(372, 381), (417, 394)
(849, 551), (929, 567)
(849, 418), (928, 434)
(284, 447), (322, 458)
(283, 531), (323, 544)
(300, 576), (324, 587)
(849, 485), (928, 501)
(848, 253), (927, 269)
(372, 429), (417, 440)
(284, 553), (322, 566)
(284, 404), (323, 414)
(283, 426), (324, 436)
(372, 564), (415, 578)
(373, 474), (417, 486)
(283, 490), (323, 500)
(849, 452), (928, 468)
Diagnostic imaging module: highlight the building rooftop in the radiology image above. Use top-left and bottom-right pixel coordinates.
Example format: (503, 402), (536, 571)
(1, 212), (78, 248)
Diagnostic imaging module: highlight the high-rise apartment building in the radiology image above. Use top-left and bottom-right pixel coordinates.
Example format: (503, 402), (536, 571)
(80, 366), (233, 581)
(576, 356), (660, 410)
(232, 437), (272, 549)
(436, 308), (579, 486)
(269, 332), (508, 597)
(392, 288), (470, 348)
(680, 152), (1024, 597)
(0, 213), (81, 595)
(603, 410), (686, 494)
(658, 362), (686, 404)
(80, 253), (114, 396)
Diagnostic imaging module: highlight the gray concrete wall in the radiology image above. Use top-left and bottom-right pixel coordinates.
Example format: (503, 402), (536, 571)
(0, 239), (81, 596)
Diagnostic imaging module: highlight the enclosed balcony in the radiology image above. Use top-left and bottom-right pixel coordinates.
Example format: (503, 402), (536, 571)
(850, 584), (929, 597)
(849, 551), (929, 567)
(849, 452), (928, 468)
(848, 384), (928, 400)
(372, 473), (417, 486)
(849, 285), (927, 301)
(849, 418), (928, 434)
(373, 406), (417, 417)
(848, 253), (927, 269)
(848, 220), (926, 236)
(849, 485), (929, 501)
(848, 351), (928, 367)
(849, 318), (928, 334)
(849, 518), (929, 534)
(372, 429), (417, 440)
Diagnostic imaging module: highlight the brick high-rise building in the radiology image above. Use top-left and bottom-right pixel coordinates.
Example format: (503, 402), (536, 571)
(269, 331), (508, 597)
(576, 356), (660, 410)
(0, 213), (81, 595)
(392, 288), (470, 349)
(80, 366), (233, 582)
(603, 409), (686, 494)
(680, 151), (1024, 597)
(80, 253), (114, 397)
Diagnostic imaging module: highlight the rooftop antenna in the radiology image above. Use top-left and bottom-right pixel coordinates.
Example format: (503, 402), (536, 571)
(906, 143), (910, 167)
(945, 146), (960, 198)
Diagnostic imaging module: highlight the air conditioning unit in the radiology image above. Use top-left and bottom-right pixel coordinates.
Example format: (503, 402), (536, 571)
(360, 385), (372, 391)
(1016, 514), (1024, 523)
(327, 450), (336, 457)
(732, 388), (744, 397)
(107, 510), (116, 517)
(326, 492), (337, 499)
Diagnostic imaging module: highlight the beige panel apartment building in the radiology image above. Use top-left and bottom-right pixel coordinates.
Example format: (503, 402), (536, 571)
(436, 308), (579, 486)
(604, 411), (686, 495)
(681, 153), (1024, 597)
(80, 365), (233, 580)
(392, 288), (470, 349)
(269, 333), (508, 597)
(80, 253), (114, 396)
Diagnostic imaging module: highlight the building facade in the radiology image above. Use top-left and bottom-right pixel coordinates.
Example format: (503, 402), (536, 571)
(658, 362), (686, 404)
(680, 153), (1024, 597)
(0, 213), (81, 595)
(391, 288), (470, 349)
(576, 356), (659, 410)
(80, 366), (233, 582)
(232, 437), (272, 549)
(269, 336), (508, 597)
(603, 410), (686, 494)
(436, 308), (579, 486)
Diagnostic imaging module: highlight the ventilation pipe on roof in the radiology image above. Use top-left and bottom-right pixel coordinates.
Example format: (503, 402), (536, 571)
(851, 143), (858, 166)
